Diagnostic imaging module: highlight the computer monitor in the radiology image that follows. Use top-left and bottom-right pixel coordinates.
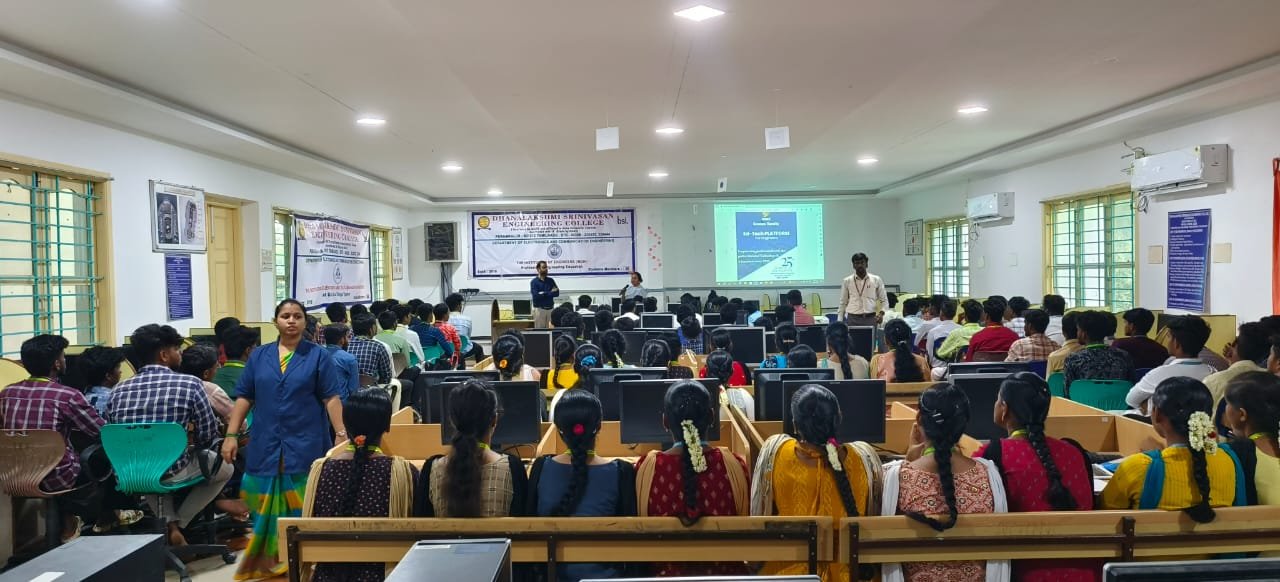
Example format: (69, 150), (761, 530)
(618, 379), (723, 443)
(415, 370), (501, 423)
(702, 313), (722, 326)
(950, 373), (1011, 441)
(581, 316), (597, 336)
(522, 330), (554, 368)
(511, 299), (532, 318)
(765, 331), (777, 354)
(725, 326), (766, 364)
(797, 325), (827, 353)
(781, 379), (887, 443)
(585, 367), (668, 420)
(620, 331), (649, 365)
(752, 368), (837, 420)
(440, 381), (543, 446)
(387, 539), (512, 582)
(778, 293), (790, 307)
(641, 313), (676, 329)
(846, 326), (874, 361)
(1103, 558), (1280, 581)
(946, 361), (1030, 377)
(611, 297), (622, 312)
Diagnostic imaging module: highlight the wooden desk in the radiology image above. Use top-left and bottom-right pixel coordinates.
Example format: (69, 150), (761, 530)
(535, 412), (752, 469)
(492, 319), (536, 338)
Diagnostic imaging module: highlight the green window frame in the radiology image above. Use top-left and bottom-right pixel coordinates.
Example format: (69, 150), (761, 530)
(1043, 187), (1136, 310)
(371, 228), (389, 300)
(926, 216), (969, 297)
(273, 212), (292, 304)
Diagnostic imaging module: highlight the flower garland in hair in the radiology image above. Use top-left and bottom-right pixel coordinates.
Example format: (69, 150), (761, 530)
(825, 438), (843, 471)
(1187, 411), (1218, 454)
(681, 419), (708, 473)
(718, 389), (729, 408)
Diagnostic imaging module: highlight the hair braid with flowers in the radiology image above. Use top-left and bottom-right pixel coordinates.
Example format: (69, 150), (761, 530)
(1153, 376), (1218, 523)
(664, 380), (715, 526)
(791, 384), (859, 517)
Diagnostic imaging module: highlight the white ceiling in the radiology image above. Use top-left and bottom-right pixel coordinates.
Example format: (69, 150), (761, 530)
(0, 0), (1279, 206)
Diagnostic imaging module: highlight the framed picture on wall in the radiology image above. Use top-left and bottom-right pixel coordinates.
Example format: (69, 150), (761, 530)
(150, 180), (207, 253)
(905, 219), (924, 256)
(391, 227), (405, 280)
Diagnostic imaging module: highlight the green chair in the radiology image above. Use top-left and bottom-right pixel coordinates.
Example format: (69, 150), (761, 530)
(101, 423), (233, 581)
(1048, 372), (1066, 398)
(1067, 379), (1134, 412)
(423, 343), (447, 368)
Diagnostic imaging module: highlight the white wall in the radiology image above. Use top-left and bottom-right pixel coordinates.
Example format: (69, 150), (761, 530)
(0, 96), (429, 338)
(897, 98), (1279, 323)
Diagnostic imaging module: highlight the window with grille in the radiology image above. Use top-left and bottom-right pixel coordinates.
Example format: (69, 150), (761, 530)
(1043, 187), (1135, 311)
(0, 169), (103, 356)
(926, 217), (969, 297)
(371, 228), (390, 300)
(273, 212), (292, 303)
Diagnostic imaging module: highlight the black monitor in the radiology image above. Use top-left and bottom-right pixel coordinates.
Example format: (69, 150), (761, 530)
(1104, 558), (1280, 581)
(581, 316), (597, 336)
(611, 297), (622, 312)
(521, 330), (554, 368)
(440, 381), (544, 446)
(946, 361), (1030, 377)
(765, 331), (777, 354)
(782, 379), (886, 443)
(702, 313), (722, 326)
(619, 331), (648, 365)
(725, 326), (766, 364)
(511, 299), (532, 318)
(415, 370), (502, 423)
(752, 368), (837, 420)
(778, 293), (790, 307)
(950, 373), (1011, 441)
(641, 313), (675, 329)
(846, 326), (875, 361)
(585, 367), (668, 420)
(797, 325), (827, 353)
(618, 379), (722, 443)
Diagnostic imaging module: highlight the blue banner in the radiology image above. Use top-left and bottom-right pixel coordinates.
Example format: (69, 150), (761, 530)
(734, 210), (798, 279)
(1167, 209), (1211, 313)
(165, 253), (194, 321)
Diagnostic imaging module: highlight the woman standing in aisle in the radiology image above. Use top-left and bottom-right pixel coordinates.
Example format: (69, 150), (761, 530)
(222, 299), (346, 580)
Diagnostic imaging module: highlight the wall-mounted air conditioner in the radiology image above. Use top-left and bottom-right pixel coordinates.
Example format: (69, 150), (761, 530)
(966, 192), (1014, 224)
(1130, 144), (1228, 195)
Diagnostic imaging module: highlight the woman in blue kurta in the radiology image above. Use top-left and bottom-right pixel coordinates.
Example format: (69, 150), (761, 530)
(221, 298), (346, 580)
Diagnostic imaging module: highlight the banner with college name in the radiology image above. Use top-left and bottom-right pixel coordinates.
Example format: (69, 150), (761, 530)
(470, 210), (635, 278)
(292, 214), (373, 308)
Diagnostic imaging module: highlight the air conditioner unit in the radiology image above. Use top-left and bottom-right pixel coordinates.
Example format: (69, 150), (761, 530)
(966, 192), (1014, 224)
(1130, 144), (1228, 195)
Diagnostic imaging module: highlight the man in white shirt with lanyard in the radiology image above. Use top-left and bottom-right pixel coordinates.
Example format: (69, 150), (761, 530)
(839, 252), (888, 328)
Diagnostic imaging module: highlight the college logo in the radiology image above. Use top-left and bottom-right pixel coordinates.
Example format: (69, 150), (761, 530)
(476, 216), (491, 230)
(332, 265), (343, 284)
(548, 243), (563, 259)
(760, 211), (770, 220)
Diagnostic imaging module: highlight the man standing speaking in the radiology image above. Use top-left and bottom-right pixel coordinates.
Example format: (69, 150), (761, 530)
(839, 252), (887, 327)
(530, 260), (559, 328)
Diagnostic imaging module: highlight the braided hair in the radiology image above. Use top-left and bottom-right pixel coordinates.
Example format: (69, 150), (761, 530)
(339, 388), (393, 516)
(599, 329), (627, 368)
(640, 339), (671, 368)
(791, 384), (859, 516)
(785, 344), (818, 369)
(999, 372), (1075, 510)
(704, 349), (736, 385)
(664, 380), (715, 526)
(825, 322), (855, 380)
(572, 343), (604, 384)
(594, 308), (615, 332)
(443, 379), (499, 517)
(559, 311), (584, 340)
(775, 323), (799, 355)
(550, 389), (603, 516)
(492, 335), (525, 381)
(908, 383), (970, 531)
(884, 319), (923, 382)
(1152, 376), (1218, 523)
(550, 333), (578, 389)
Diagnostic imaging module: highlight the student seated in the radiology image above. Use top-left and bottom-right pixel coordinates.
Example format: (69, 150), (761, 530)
(699, 328), (749, 385)
(787, 289), (817, 326)
(549, 344), (605, 416)
(900, 297), (925, 334)
(1204, 322), (1268, 416)
(1046, 312), (1084, 376)
(546, 333), (579, 392)
(1101, 377), (1244, 526)
(320, 324), (360, 401)
(348, 314), (394, 385)
(559, 311), (586, 341)
(635, 380), (751, 576)
(1004, 296), (1030, 338)
(704, 350), (754, 420)
(303, 389), (417, 582)
(107, 324), (233, 546)
(641, 338), (691, 380)
(786, 344), (819, 368)
(977, 373), (1096, 581)
(375, 310), (418, 369)
(213, 316), (241, 363)
(213, 325), (260, 398)
(1222, 372), (1280, 510)
(528, 389), (637, 582)
(597, 328), (628, 368)
(872, 319), (928, 382)
(614, 316), (637, 332)
(490, 335), (541, 382)
(415, 380), (527, 516)
(594, 308), (615, 333)
(1063, 310), (1134, 391)
(824, 322), (870, 380)
(923, 299), (960, 368)
(752, 384), (881, 582)
(179, 344), (235, 423)
(576, 294), (595, 316)
(933, 300), (984, 377)
(1004, 309), (1059, 363)
(392, 305), (427, 365)
(76, 346), (127, 415)
(883, 383), (1009, 581)
(1111, 308), (1169, 369)
(1042, 294), (1068, 345)
(762, 323), (800, 368)
(619, 299), (640, 322)
(1126, 315), (1216, 413)
(677, 316), (703, 354)
(410, 304), (455, 368)
(964, 297), (1019, 361)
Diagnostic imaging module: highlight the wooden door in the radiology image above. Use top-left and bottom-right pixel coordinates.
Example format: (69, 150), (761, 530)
(206, 203), (243, 322)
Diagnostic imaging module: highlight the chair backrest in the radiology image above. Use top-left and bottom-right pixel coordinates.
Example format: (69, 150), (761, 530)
(0, 430), (67, 497)
(1069, 379), (1134, 412)
(119, 359), (137, 382)
(359, 374), (377, 387)
(761, 294), (773, 311)
(1026, 360), (1048, 378)
(100, 423), (193, 494)
(810, 293), (823, 313)
(1047, 372), (1066, 398)
(972, 351), (1008, 362)
(0, 358), (28, 391)
(931, 337), (946, 359)
(422, 344), (446, 365)
(459, 335), (473, 353)
(391, 352), (408, 376)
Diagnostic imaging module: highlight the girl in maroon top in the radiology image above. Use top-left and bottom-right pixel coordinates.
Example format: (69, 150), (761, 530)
(976, 372), (1100, 582)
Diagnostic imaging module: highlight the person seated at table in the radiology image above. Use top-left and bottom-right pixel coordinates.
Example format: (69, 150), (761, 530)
(303, 389), (417, 582)
(640, 338), (685, 380)
(549, 344), (606, 417)
(824, 322), (870, 380)
(546, 333), (579, 391)
(1004, 309), (1060, 363)
(410, 304), (454, 368)
(528, 389), (637, 581)
(704, 349), (754, 421)
(1063, 310), (1134, 391)
(559, 311), (586, 342)
(752, 384), (881, 582)
(1125, 315), (1216, 414)
(212, 325), (260, 398)
(416, 380), (527, 516)
(964, 298), (1019, 362)
(491, 335), (541, 382)
(698, 328), (748, 385)
(976, 373), (1097, 581)
(76, 345), (127, 415)
(1111, 308), (1169, 370)
(872, 319), (929, 383)
(1221, 372), (1280, 508)
(179, 344), (235, 424)
(635, 380), (751, 576)
(785, 344), (819, 369)
(1101, 377), (1244, 522)
(762, 323), (800, 369)
(594, 308), (615, 333)
(677, 315), (704, 354)
(597, 329), (628, 368)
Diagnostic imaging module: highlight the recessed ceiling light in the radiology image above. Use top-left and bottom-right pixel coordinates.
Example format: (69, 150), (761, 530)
(957, 105), (989, 115)
(674, 4), (724, 21)
(441, 162), (463, 172)
(648, 170), (669, 179)
(655, 126), (684, 135)
(857, 157), (879, 165)
(487, 188), (503, 196)
(355, 116), (386, 126)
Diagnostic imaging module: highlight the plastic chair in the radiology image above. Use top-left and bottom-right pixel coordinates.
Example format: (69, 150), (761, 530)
(422, 343), (446, 368)
(1067, 379), (1134, 412)
(391, 352), (409, 377)
(825, 313), (839, 324)
(761, 294), (773, 311)
(1027, 360), (1048, 378)
(100, 423), (233, 580)
(809, 293), (823, 313)
(0, 430), (92, 551)
(1047, 372), (1066, 397)
(0, 358), (28, 391)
